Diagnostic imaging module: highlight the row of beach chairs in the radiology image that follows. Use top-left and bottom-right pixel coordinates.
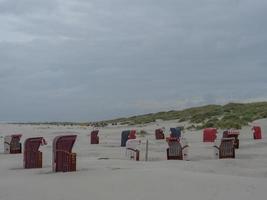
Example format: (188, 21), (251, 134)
(3, 134), (77, 172)
(1, 125), (263, 173)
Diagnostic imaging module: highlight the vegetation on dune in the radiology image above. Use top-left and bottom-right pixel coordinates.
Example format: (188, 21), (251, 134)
(10, 102), (267, 130)
(101, 102), (267, 129)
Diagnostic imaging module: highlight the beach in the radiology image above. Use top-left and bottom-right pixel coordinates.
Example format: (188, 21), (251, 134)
(0, 119), (267, 200)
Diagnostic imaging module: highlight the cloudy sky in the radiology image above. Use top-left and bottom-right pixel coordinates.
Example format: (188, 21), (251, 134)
(0, 0), (267, 122)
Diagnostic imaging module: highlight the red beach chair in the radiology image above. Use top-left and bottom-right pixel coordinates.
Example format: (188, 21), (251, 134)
(128, 130), (137, 140)
(90, 130), (99, 144)
(214, 138), (235, 159)
(252, 126), (262, 140)
(166, 137), (189, 160)
(203, 128), (217, 142)
(4, 134), (22, 154)
(24, 137), (47, 169)
(53, 135), (77, 172)
(126, 139), (141, 161)
(155, 129), (165, 140)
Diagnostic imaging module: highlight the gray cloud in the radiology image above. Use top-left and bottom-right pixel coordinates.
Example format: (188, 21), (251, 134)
(0, 0), (267, 121)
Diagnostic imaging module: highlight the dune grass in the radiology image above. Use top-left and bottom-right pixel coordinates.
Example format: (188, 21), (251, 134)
(102, 102), (267, 129)
(11, 102), (267, 130)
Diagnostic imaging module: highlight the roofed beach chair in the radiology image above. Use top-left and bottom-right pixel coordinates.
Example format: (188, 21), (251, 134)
(252, 126), (262, 140)
(53, 135), (77, 172)
(155, 128), (165, 140)
(24, 137), (47, 169)
(214, 138), (235, 159)
(4, 134), (22, 154)
(90, 130), (99, 144)
(166, 137), (189, 160)
(121, 130), (131, 147)
(125, 139), (141, 161)
(203, 128), (217, 142)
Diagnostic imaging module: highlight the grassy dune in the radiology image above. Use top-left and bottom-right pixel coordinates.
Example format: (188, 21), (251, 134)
(11, 102), (267, 130)
(102, 102), (267, 129)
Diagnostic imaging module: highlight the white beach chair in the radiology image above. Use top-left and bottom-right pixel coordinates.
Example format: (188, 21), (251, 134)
(125, 139), (141, 161)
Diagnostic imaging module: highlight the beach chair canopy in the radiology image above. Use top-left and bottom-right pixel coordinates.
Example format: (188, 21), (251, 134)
(170, 127), (181, 139)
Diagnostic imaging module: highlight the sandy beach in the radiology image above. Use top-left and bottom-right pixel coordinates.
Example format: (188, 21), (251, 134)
(0, 119), (267, 200)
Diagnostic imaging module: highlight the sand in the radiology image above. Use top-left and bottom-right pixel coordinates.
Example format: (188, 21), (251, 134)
(0, 119), (267, 200)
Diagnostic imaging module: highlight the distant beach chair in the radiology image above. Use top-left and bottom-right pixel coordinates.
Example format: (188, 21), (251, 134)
(125, 139), (141, 161)
(24, 137), (47, 169)
(252, 126), (262, 140)
(90, 130), (99, 144)
(166, 137), (189, 160)
(214, 138), (235, 159)
(223, 129), (239, 149)
(155, 128), (165, 140)
(203, 128), (217, 142)
(4, 134), (22, 154)
(121, 130), (131, 147)
(128, 130), (137, 140)
(53, 135), (77, 172)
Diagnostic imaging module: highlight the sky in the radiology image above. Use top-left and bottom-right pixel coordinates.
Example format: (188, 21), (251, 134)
(0, 0), (267, 122)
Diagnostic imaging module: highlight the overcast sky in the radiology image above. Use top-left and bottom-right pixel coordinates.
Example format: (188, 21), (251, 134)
(0, 0), (267, 122)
